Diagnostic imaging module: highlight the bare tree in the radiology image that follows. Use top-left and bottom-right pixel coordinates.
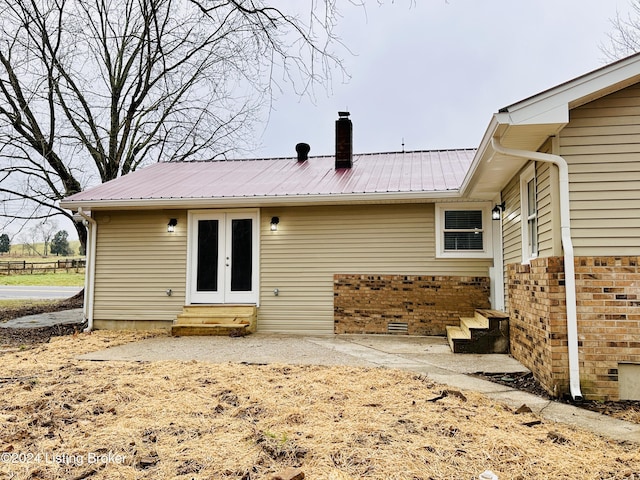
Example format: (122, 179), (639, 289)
(601, 1), (640, 61)
(0, 0), (355, 249)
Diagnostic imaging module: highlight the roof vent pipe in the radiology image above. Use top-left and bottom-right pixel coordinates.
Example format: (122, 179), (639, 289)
(335, 111), (352, 169)
(296, 142), (310, 162)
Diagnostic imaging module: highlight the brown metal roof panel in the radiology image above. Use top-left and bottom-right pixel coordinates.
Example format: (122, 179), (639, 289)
(63, 149), (476, 205)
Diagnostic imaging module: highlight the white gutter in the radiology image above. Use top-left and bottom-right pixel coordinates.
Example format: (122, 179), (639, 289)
(76, 208), (97, 332)
(59, 189), (462, 211)
(491, 138), (583, 401)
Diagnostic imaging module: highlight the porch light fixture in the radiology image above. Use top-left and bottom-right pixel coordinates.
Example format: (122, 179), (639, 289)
(167, 218), (178, 232)
(270, 216), (280, 231)
(491, 202), (506, 221)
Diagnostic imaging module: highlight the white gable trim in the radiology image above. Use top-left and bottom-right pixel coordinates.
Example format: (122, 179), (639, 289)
(500, 52), (640, 126)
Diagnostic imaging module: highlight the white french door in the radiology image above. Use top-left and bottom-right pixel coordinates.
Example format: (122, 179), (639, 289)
(187, 210), (258, 304)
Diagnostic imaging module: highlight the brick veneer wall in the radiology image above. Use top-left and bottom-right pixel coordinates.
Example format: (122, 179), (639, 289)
(508, 256), (640, 401)
(334, 274), (490, 336)
(508, 257), (568, 398)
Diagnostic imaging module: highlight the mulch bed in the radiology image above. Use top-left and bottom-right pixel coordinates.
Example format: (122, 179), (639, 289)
(474, 371), (640, 423)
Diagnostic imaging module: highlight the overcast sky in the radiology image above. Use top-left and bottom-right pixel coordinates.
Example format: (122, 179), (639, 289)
(251, 0), (635, 159)
(21, 0), (640, 242)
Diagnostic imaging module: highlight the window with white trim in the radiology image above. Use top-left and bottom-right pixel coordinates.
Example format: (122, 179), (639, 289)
(435, 203), (493, 258)
(520, 163), (538, 263)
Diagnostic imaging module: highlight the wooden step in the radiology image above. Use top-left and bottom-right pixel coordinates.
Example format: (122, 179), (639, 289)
(446, 325), (470, 353)
(176, 313), (254, 325)
(181, 305), (256, 316)
(172, 305), (256, 336)
(446, 309), (510, 354)
(171, 324), (250, 337)
(476, 309), (509, 330)
(460, 316), (487, 338)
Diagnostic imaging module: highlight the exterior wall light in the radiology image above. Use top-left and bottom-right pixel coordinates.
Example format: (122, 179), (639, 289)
(492, 202), (505, 221)
(270, 216), (280, 231)
(167, 218), (178, 232)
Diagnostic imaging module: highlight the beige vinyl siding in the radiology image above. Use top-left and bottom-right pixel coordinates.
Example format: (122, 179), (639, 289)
(536, 139), (562, 257)
(502, 175), (522, 267)
(259, 204), (492, 334)
(93, 210), (187, 328)
(536, 162), (554, 256)
(500, 171), (523, 312)
(560, 82), (640, 255)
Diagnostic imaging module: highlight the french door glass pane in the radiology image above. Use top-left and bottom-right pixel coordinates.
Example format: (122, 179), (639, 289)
(231, 219), (252, 292)
(197, 220), (218, 291)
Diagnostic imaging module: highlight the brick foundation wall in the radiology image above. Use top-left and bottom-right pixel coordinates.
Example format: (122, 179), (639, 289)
(334, 274), (490, 336)
(508, 256), (640, 401)
(508, 257), (568, 398)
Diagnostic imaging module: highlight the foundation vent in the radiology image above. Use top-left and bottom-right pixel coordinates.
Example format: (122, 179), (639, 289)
(387, 322), (408, 334)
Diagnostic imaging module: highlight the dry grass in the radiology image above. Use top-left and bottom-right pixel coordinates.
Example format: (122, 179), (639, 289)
(0, 331), (638, 480)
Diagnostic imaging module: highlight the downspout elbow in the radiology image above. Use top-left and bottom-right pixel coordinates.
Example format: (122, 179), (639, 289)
(490, 138), (583, 401)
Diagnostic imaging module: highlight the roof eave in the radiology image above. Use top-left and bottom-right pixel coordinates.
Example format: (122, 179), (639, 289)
(462, 53), (640, 200)
(60, 190), (465, 211)
(461, 115), (566, 200)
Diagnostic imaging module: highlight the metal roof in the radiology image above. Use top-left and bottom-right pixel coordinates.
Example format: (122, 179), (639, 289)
(61, 149), (476, 209)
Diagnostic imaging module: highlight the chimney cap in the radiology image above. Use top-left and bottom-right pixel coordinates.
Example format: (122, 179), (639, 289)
(338, 111), (350, 118)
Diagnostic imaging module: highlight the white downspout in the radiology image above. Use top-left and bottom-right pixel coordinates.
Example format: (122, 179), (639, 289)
(76, 208), (97, 332)
(491, 138), (583, 401)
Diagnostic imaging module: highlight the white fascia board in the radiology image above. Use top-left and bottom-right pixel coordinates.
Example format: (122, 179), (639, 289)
(499, 103), (569, 126)
(459, 116), (501, 196)
(59, 190), (463, 211)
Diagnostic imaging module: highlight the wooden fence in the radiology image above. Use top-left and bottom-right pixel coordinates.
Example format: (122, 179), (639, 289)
(0, 259), (86, 275)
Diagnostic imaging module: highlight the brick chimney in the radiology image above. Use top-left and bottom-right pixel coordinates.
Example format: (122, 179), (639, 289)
(335, 111), (352, 169)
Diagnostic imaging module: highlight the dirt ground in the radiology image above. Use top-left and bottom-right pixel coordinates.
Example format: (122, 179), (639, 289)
(0, 306), (639, 479)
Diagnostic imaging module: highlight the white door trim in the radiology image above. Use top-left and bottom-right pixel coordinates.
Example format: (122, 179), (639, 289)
(186, 209), (259, 305)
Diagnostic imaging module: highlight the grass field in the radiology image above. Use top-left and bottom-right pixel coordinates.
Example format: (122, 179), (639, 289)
(0, 242), (85, 287)
(0, 272), (85, 286)
(0, 298), (59, 309)
(4, 240), (82, 258)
